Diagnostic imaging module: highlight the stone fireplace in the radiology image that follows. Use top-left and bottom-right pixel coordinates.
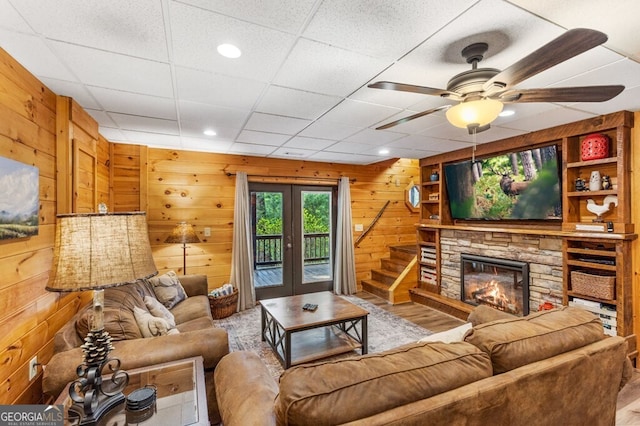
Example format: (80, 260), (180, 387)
(460, 254), (529, 316)
(439, 229), (564, 315)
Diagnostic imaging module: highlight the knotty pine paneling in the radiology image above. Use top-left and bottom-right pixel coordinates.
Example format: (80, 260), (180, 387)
(133, 147), (420, 289)
(0, 47), (66, 405)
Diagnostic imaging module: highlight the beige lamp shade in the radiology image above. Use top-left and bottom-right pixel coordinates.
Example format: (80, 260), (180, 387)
(46, 212), (158, 292)
(165, 222), (201, 244)
(446, 98), (504, 129)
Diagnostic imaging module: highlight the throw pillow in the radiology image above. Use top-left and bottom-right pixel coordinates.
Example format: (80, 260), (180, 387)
(144, 296), (176, 328)
(148, 271), (188, 309)
(133, 307), (179, 337)
(418, 322), (472, 343)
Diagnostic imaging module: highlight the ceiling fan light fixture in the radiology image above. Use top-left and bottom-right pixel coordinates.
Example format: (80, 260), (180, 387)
(446, 98), (503, 129)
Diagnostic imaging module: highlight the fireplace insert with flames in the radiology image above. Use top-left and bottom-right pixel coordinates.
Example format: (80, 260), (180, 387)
(460, 254), (529, 316)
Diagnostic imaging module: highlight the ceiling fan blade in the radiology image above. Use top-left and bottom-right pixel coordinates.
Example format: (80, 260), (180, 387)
(498, 85), (624, 103)
(375, 105), (450, 130)
(368, 81), (454, 97)
(483, 28), (608, 92)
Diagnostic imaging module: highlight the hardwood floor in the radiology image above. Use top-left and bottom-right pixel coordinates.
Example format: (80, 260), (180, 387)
(355, 291), (640, 424)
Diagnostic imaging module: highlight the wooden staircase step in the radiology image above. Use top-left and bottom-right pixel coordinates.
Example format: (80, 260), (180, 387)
(390, 245), (417, 262)
(361, 279), (391, 300)
(380, 257), (408, 273)
(371, 268), (398, 285)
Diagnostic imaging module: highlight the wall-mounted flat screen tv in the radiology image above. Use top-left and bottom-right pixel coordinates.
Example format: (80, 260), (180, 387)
(443, 146), (561, 221)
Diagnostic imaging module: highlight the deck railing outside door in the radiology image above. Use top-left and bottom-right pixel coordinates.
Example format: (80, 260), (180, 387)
(254, 233), (329, 268)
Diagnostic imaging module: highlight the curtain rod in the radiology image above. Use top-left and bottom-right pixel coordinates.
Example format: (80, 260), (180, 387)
(225, 172), (356, 183)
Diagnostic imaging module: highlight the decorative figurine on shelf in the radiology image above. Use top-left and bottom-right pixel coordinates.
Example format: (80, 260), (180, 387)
(574, 177), (586, 192)
(602, 175), (612, 190)
(586, 195), (618, 222)
(589, 170), (601, 191)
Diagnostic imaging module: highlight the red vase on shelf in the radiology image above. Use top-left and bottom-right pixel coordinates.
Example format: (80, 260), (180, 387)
(581, 133), (610, 161)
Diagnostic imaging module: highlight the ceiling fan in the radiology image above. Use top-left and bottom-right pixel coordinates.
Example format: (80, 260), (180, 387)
(369, 28), (624, 133)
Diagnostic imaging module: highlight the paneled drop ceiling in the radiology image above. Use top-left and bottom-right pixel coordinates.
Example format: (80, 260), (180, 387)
(1, 0), (639, 164)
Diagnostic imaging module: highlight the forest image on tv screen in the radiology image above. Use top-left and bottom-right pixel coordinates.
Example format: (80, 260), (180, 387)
(444, 146), (561, 220)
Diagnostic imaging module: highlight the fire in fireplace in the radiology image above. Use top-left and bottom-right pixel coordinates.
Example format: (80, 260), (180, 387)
(460, 254), (529, 316)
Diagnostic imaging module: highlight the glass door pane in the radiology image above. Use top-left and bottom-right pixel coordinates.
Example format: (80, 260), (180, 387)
(251, 187), (291, 298)
(301, 190), (332, 284)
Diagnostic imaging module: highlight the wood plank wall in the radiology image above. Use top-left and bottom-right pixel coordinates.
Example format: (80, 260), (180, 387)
(0, 47), (61, 404)
(124, 147), (421, 289)
(0, 49), (110, 405)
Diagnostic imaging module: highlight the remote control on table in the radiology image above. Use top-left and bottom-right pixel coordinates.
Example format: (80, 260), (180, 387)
(302, 303), (318, 311)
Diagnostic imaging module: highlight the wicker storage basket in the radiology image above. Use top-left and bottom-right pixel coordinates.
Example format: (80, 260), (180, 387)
(208, 288), (238, 319)
(571, 271), (615, 300)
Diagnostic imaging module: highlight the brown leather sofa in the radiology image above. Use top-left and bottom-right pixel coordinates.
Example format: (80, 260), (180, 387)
(43, 274), (229, 423)
(214, 305), (632, 426)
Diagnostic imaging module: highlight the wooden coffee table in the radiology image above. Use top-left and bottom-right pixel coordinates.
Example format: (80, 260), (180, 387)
(260, 291), (368, 369)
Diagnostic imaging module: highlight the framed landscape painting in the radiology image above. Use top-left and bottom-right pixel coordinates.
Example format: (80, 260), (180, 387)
(0, 157), (39, 240)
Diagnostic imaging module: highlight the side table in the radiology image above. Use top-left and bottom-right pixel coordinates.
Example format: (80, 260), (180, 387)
(55, 356), (208, 425)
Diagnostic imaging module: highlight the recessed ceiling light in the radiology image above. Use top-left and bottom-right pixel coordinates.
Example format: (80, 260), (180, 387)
(379, 148), (390, 155)
(217, 43), (241, 59)
(203, 129), (217, 136)
(499, 109), (515, 117)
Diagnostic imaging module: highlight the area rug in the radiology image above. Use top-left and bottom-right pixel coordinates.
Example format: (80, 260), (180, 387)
(211, 295), (432, 378)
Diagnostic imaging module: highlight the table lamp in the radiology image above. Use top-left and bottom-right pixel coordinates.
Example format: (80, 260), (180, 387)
(165, 222), (200, 274)
(46, 212), (158, 425)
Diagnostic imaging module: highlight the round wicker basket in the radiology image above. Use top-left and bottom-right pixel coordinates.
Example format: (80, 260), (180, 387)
(208, 288), (238, 319)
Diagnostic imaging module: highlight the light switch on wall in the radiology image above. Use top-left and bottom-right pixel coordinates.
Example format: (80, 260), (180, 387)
(204, 227), (211, 237)
(354, 224), (364, 232)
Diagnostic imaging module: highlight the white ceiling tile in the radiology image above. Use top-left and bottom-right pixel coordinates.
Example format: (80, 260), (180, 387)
(41, 78), (100, 109)
(343, 128), (405, 146)
(273, 38), (389, 97)
(85, 109), (118, 128)
(179, 121), (240, 141)
(555, 58), (640, 92)
(283, 136), (336, 151)
(325, 141), (379, 155)
(0, 29), (76, 82)
(0, 0), (637, 165)
(303, 0), (475, 59)
(270, 147), (317, 159)
(320, 99), (401, 128)
(10, 0), (168, 61)
(494, 107), (595, 134)
(176, 0), (317, 34)
(508, 0), (640, 59)
(175, 66), (266, 110)
(256, 86), (340, 120)
(235, 130), (290, 146)
(108, 113), (179, 135)
(181, 137), (234, 153)
(245, 112), (311, 135)
(299, 119), (362, 140)
(0, 0), (30, 32)
(178, 100), (250, 130)
(88, 86), (176, 119)
(308, 151), (379, 165)
(405, 135), (471, 153)
(170, 2), (296, 82)
(97, 127), (127, 142)
(50, 42), (173, 97)
(227, 143), (278, 156)
(121, 131), (182, 147)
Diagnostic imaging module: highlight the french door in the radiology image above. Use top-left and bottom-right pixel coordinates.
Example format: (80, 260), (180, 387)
(250, 183), (336, 300)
